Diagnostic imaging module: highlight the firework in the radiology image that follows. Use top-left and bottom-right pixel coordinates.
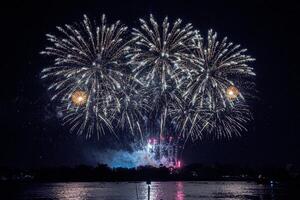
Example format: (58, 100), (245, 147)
(41, 14), (132, 138)
(176, 29), (255, 139)
(128, 15), (198, 89)
(116, 79), (150, 137)
(41, 15), (256, 142)
(202, 103), (252, 139)
(128, 14), (198, 137)
(170, 98), (253, 141)
(183, 29), (255, 108)
(169, 95), (205, 140)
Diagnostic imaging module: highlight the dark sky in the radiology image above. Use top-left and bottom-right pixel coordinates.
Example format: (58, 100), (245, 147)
(0, 0), (299, 168)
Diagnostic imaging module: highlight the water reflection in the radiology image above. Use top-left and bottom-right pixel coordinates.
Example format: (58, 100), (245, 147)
(18, 181), (285, 200)
(54, 183), (88, 200)
(213, 182), (255, 199)
(138, 182), (185, 200)
(176, 182), (184, 200)
(211, 181), (276, 200)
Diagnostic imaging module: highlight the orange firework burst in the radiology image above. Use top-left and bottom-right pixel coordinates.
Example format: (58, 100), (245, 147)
(71, 90), (88, 106)
(226, 86), (239, 100)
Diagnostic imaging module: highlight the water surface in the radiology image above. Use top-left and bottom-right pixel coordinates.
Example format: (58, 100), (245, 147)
(2, 181), (295, 199)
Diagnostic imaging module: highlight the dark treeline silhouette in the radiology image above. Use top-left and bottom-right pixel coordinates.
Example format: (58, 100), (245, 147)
(1, 163), (299, 183)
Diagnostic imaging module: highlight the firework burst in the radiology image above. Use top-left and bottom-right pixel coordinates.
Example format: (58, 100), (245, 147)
(128, 14), (198, 136)
(176, 29), (255, 139)
(184, 29), (255, 108)
(128, 14), (199, 89)
(41, 15), (256, 142)
(41, 14), (132, 138)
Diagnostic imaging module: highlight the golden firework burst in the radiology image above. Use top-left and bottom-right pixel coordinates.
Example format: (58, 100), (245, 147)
(71, 90), (88, 106)
(226, 86), (239, 100)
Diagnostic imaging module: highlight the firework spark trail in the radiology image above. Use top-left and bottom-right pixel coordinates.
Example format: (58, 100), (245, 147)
(116, 79), (150, 138)
(169, 95), (205, 140)
(41, 14), (132, 138)
(202, 103), (252, 139)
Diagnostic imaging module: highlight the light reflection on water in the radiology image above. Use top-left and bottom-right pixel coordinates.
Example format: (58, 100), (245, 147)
(176, 182), (184, 200)
(18, 181), (287, 200)
(53, 183), (88, 199)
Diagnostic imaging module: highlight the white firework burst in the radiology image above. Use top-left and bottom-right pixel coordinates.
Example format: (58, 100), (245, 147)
(41, 14), (256, 142)
(128, 14), (198, 91)
(176, 29), (255, 139)
(128, 14), (198, 137)
(184, 29), (255, 108)
(41, 14), (132, 138)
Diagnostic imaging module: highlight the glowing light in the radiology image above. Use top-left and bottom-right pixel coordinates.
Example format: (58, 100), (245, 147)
(226, 86), (239, 100)
(176, 182), (184, 200)
(176, 160), (182, 168)
(71, 90), (88, 106)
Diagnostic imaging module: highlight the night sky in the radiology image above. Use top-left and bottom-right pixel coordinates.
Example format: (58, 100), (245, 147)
(1, 0), (299, 168)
